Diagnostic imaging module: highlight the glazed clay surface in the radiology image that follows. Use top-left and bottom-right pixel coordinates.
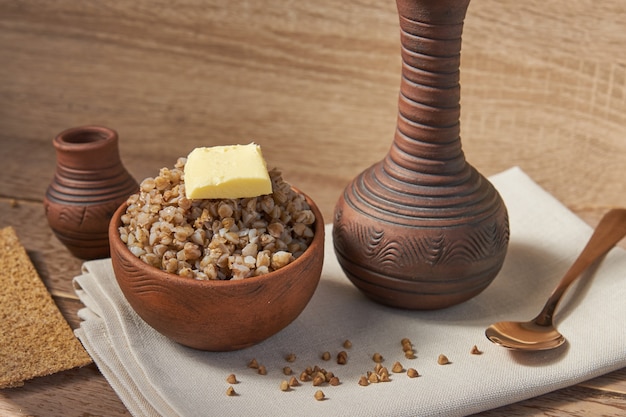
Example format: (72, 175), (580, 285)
(333, 0), (509, 310)
(44, 126), (138, 260)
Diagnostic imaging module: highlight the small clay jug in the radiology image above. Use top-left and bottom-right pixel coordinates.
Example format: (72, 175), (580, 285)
(333, 0), (510, 310)
(44, 126), (138, 260)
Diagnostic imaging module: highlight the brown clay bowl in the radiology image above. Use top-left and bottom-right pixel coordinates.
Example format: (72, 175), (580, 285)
(108, 191), (324, 351)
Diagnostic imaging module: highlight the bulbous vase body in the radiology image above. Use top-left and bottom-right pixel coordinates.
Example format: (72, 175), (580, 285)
(44, 126), (138, 259)
(333, 0), (509, 309)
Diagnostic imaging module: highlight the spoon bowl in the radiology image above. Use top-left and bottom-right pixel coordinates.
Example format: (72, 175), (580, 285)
(486, 320), (565, 351)
(486, 208), (626, 351)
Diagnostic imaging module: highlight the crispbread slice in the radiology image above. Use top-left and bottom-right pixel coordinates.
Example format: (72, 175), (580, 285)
(0, 226), (92, 388)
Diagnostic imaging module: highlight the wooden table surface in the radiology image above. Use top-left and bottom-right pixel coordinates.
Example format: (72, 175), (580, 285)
(1, 0), (625, 415)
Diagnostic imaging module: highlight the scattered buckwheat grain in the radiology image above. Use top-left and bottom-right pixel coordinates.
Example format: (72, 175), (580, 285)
(313, 375), (325, 386)
(437, 354), (450, 365)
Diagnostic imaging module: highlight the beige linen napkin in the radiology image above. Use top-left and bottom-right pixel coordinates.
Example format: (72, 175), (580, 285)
(74, 167), (626, 417)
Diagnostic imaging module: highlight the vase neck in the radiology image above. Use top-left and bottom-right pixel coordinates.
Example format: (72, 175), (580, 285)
(53, 126), (122, 171)
(385, 0), (470, 180)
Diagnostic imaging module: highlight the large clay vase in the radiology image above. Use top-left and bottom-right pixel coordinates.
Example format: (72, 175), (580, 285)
(333, 0), (509, 310)
(44, 126), (138, 260)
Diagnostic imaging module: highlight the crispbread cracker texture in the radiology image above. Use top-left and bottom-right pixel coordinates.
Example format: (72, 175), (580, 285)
(0, 226), (92, 388)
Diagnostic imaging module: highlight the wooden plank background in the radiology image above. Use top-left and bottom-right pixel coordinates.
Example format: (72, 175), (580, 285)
(1, 0), (625, 415)
(1, 0), (624, 220)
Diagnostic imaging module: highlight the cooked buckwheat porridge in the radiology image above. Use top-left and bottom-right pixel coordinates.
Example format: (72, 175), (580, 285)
(118, 158), (316, 280)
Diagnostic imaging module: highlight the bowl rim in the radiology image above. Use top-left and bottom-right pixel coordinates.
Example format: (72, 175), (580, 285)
(109, 187), (324, 288)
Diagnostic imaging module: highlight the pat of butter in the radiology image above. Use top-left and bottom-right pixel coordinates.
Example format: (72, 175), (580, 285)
(184, 143), (273, 199)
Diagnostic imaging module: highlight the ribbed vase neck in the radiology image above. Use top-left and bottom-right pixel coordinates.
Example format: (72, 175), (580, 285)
(47, 125), (138, 203)
(384, 0), (470, 182)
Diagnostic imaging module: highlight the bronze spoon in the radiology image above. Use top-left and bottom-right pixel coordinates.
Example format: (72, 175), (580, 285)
(486, 208), (626, 351)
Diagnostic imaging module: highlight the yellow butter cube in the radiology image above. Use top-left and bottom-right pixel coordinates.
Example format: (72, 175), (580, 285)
(184, 143), (273, 199)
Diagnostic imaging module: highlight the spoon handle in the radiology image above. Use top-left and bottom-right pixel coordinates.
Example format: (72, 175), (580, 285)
(535, 208), (626, 326)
